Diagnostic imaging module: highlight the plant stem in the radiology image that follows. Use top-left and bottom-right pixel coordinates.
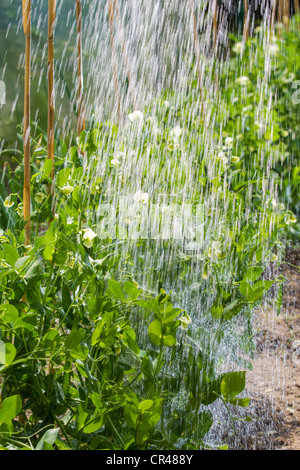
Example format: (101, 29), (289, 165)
(243, 0), (250, 42)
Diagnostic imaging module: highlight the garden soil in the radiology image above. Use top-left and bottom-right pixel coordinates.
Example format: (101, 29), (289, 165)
(246, 248), (300, 450)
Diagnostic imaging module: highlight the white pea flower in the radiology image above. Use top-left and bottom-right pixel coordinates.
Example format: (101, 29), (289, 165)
(82, 228), (97, 248)
(170, 126), (183, 142)
(111, 158), (120, 167)
(208, 241), (222, 258)
(231, 156), (240, 163)
(269, 43), (279, 57)
(16, 203), (23, 217)
(218, 152), (228, 164)
(61, 185), (74, 196)
(225, 137), (233, 147)
(236, 76), (251, 86)
(232, 42), (243, 54)
(128, 110), (143, 123)
(179, 315), (192, 330)
(113, 151), (126, 158)
(133, 190), (149, 205)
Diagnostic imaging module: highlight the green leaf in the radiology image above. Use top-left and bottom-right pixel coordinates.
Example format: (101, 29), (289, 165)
(0, 395), (22, 425)
(2, 245), (19, 267)
(221, 371), (246, 400)
(243, 267), (264, 282)
(36, 429), (59, 450)
(0, 343), (16, 366)
(107, 279), (125, 301)
(83, 413), (104, 433)
(124, 281), (139, 301)
(23, 261), (40, 280)
(141, 355), (154, 382)
(211, 304), (223, 319)
(14, 314), (37, 332)
(62, 283), (72, 313)
(148, 319), (162, 346)
(229, 397), (250, 407)
(162, 307), (182, 324)
(138, 400), (154, 412)
(124, 405), (139, 429)
(43, 159), (53, 178)
(162, 334), (176, 346)
(56, 167), (71, 187)
(76, 404), (89, 430)
(65, 329), (82, 350)
(0, 304), (19, 323)
(135, 298), (160, 316)
(223, 299), (242, 320)
(91, 320), (105, 346)
(236, 232), (245, 252)
(70, 344), (88, 360)
(42, 329), (61, 350)
(197, 410), (214, 440)
(239, 280), (274, 303)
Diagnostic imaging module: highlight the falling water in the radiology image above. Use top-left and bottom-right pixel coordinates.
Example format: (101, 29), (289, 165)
(1, 0), (299, 449)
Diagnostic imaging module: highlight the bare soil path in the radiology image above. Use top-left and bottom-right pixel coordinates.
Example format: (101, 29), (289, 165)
(246, 248), (300, 450)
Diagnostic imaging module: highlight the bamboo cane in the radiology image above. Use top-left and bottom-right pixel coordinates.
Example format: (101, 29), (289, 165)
(271, 0), (278, 31)
(278, 0), (284, 21)
(188, 0), (206, 126)
(243, 0), (250, 41)
(295, 0), (299, 13)
(113, 0), (137, 109)
(108, 0), (121, 121)
(22, 0), (31, 246)
(76, 0), (85, 136)
(213, 0), (218, 50)
(48, 0), (56, 183)
(282, 0), (291, 28)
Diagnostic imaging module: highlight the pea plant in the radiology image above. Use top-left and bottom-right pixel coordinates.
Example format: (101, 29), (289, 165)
(0, 17), (297, 450)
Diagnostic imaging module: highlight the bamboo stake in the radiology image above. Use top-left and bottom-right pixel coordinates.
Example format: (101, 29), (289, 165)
(113, 0), (137, 109)
(278, 0), (284, 21)
(76, 0), (85, 136)
(188, 0), (206, 126)
(243, 0), (250, 41)
(48, 0), (56, 183)
(283, 0), (291, 28)
(295, 0), (299, 12)
(22, 0), (31, 246)
(108, 0), (121, 121)
(271, 0), (278, 31)
(213, 0), (218, 50)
